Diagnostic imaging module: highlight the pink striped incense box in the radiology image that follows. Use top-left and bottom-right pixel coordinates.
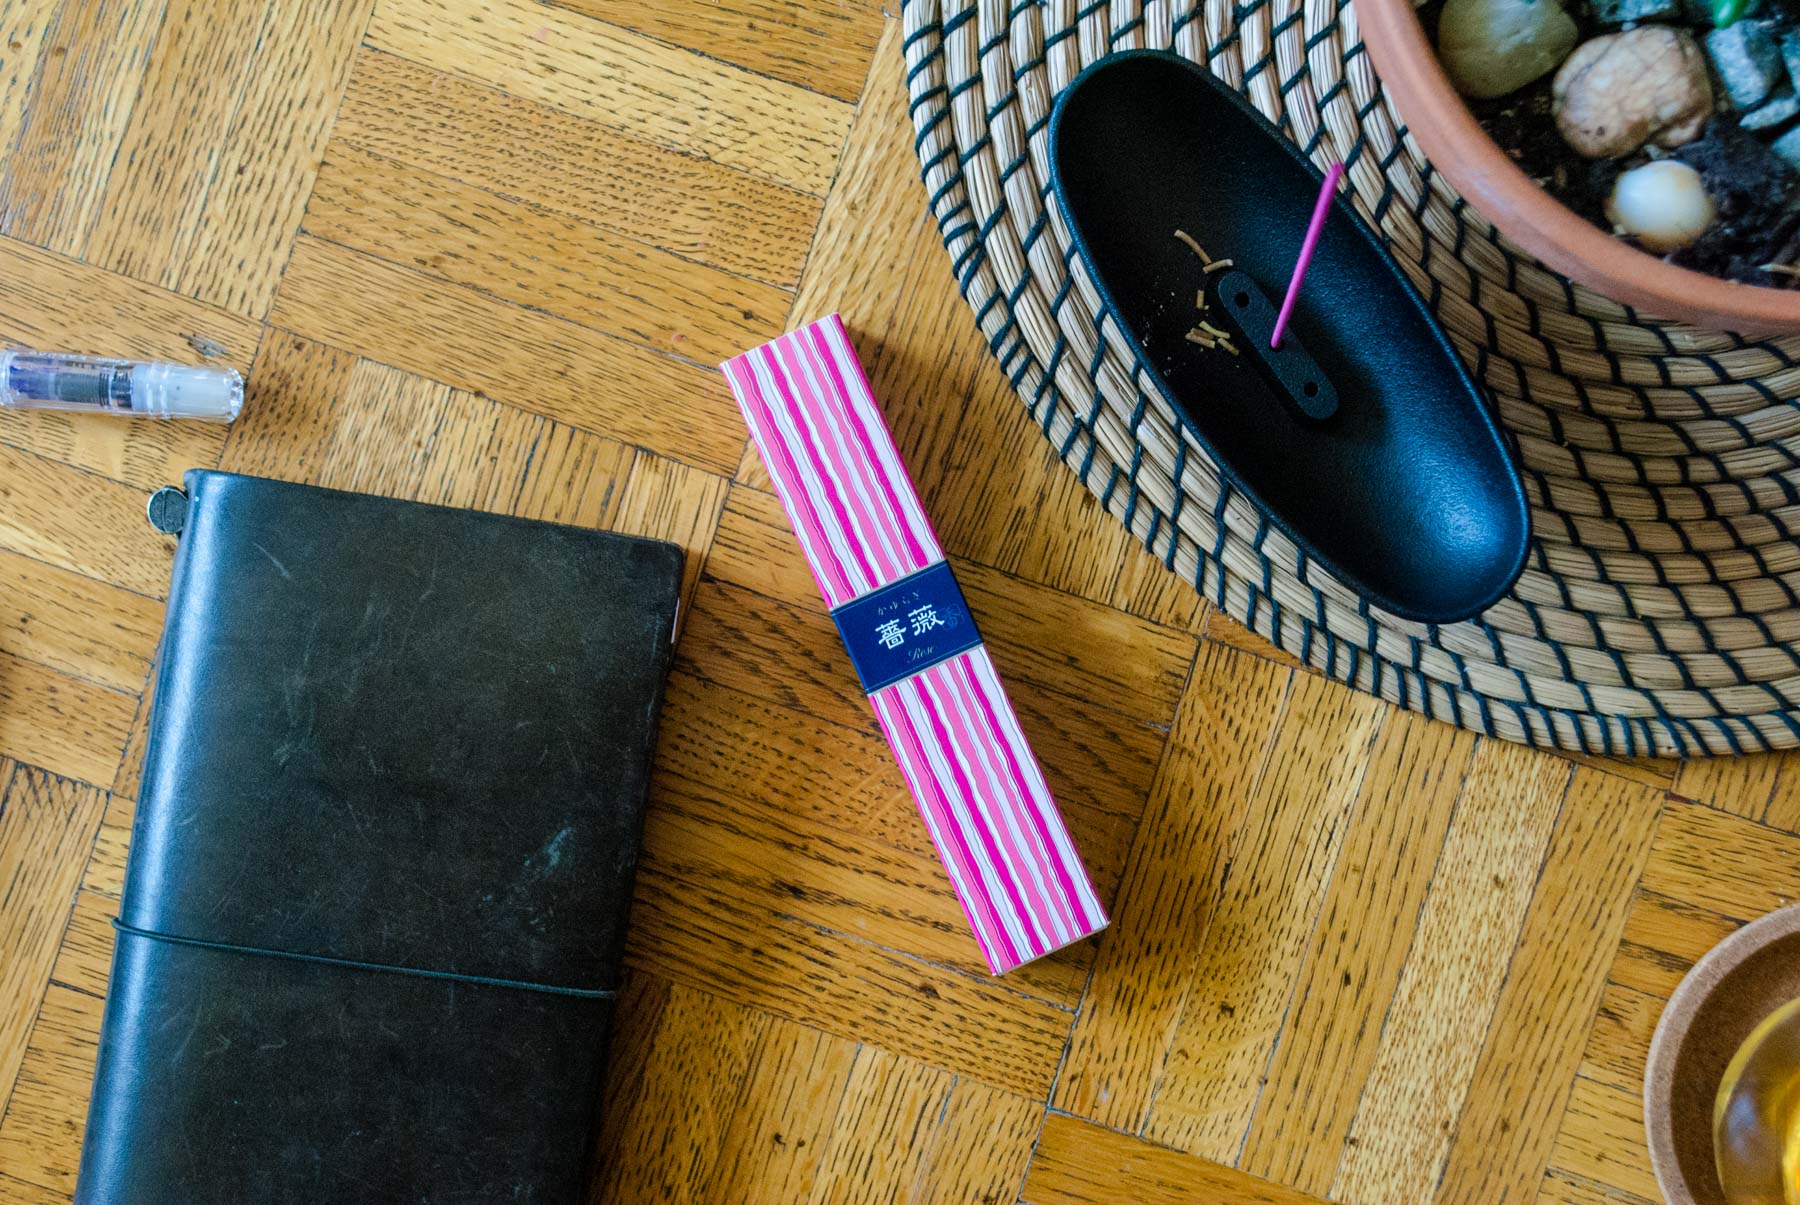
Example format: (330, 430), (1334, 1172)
(721, 314), (1107, 974)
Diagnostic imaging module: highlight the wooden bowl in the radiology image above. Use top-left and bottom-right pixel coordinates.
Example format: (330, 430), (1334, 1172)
(1356, 0), (1800, 335)
(1645, 904), (1800, 1203)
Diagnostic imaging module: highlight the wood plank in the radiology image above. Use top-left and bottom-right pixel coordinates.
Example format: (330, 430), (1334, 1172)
(0, 0), (166, 254)
(0, 985), (104, 1195)
(1611, 890), (1739, 999)
(1579, 980), (1663, 1095)
(1555, 750), (1679, 793)
(0, 4), (61, 179)
(999, 691), (1157, 902)
(174, 0), (371, 316)
(313, 362), (637, 522)
(0, 768), (104, 1116)
(84, 0), (267, 286)
(610, 454), (729, 616)
(1329, 740), (1574, 1204)
(47, 888), (113, 999)
(0, 401), (226, 510)
(553, 0), (886, 102)
(803, 1046), (953, 1204)
(0, 653), (138, 786)
(785, 21), (928, 349)
(1761, 759), (1800, 832)
(218, 332), (356, 481)
(706, 1018), (859, 1202)
(0, 236), (259, 369)
(675, 577), (868, 732)
(1239, 709), (1476, 1194)
(510, 421), (634, 528)
(1641, 798), (1800, 922)
(1436, 770), (1664, 1204)
(108, 675), (153, 803)
(1205, 611), (1304, 669)
(0, 549), (160, 693)
(269, 237), (744, 474)
(333, 49), (819, 288)
(959, 560), (1195, 720)
(592, 981), (769, 1202)
(1143, 670), (1388, 1159)
(225, 334), (641, 531)
(588, 970), (671, 1186)
(303, 142), (787, 366)
(1111, 545), (1211, 637)
(700, 483), (848, 610)
(1023, 1113), (1330, 1205)
(1538, 1169), (1657, 1203)
(1011, 437), (1207, 637)
(624, 855), (1073, 1098)
(1055, 642), (1291, 1130)
(654, 669), (931, 859)
(365, 0), (851, 195)
(0, 443), (180, 598)
(854, 229), (1016, 545)
(0, 1173), (70, 1205)
(312, 358), (463, 497)
(80, 795), (132, 899)
(412, 392), (542, 513)
(911, 1077), (1043, 1205)
(1547, 1077), (1661, 1201)
(1673, 753), (1780, 819)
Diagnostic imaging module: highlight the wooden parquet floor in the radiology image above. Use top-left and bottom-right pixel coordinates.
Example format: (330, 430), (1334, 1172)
(0, 3), (1790, 1201)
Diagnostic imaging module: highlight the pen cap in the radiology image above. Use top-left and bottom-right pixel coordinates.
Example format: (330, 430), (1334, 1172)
(131, 363), (243, 421)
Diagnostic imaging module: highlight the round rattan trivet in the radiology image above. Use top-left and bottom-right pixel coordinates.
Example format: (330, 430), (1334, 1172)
(902, 0), (1800, 758)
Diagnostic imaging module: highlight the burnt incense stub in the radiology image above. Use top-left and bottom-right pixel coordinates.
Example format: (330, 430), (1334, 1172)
(1048, 49), (1529, 625)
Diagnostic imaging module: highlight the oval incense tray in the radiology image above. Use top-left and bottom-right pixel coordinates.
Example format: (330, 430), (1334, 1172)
(1049, 50), (1528, 624)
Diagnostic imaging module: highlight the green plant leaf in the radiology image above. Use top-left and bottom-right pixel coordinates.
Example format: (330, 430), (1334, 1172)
(1714, 0), (1750, 27)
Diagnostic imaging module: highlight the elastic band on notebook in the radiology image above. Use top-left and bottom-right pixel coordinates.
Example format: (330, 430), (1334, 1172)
(111, 919), (617, 1000)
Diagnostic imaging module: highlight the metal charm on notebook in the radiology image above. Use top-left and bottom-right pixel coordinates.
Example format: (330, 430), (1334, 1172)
(145, 486), (188, 535)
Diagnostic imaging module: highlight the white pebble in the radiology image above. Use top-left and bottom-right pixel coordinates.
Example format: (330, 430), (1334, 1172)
(1605, 160), (1716, 253)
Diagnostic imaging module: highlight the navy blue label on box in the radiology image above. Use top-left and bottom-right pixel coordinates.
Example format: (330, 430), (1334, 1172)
(830, 560), (984, 695)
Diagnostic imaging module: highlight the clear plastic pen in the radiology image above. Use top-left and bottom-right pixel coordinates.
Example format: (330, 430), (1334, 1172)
(0, 350), (243, 422)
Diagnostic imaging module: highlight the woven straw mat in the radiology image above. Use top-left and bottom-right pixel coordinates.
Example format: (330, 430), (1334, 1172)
(900, 0), (1800, 759)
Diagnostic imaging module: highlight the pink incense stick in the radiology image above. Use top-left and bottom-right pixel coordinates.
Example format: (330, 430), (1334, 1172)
(1270, 162), (1345, 350)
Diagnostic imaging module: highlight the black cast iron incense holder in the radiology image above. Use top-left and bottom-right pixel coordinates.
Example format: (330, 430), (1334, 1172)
(1049, 50), (1528, 624)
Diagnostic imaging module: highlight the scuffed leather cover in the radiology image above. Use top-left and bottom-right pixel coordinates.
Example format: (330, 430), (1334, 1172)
(75, 471), (684, 1205)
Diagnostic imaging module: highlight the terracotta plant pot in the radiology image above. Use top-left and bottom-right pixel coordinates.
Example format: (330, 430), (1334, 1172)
(1356, 0), (1800, 335)
(1645, 903), (1800, 1203)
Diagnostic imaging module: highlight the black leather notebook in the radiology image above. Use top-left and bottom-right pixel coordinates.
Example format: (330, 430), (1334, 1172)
(76, 471), (684, 1205)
